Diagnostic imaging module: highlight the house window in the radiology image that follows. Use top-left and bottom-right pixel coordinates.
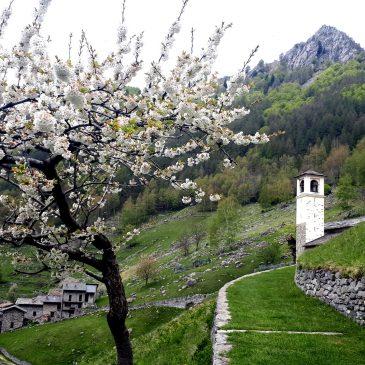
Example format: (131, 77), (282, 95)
(300, 180), (304, 193)
(79, 294), (82, 302)
(69, 295), (72, 301)
(33, 311), (37, 317)
(10, 322), (14, 329)
(50, 311), (55, 318)
(310, 180), (318, 193)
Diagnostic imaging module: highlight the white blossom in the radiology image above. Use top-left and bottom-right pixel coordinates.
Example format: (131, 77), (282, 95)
(209, 194), (221, 202)
(33, 110), (56, 133)
(182, 196), (192, 204)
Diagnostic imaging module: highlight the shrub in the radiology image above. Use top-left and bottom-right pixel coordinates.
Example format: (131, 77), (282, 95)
(324, 183), (332, 195)
(257, 242), (283, 265)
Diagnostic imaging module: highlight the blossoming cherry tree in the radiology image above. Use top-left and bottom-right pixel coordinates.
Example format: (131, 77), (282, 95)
(0, 0), (268, 363)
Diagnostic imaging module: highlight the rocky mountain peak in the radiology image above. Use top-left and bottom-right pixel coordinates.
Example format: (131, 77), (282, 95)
(280, 25), (363, 69)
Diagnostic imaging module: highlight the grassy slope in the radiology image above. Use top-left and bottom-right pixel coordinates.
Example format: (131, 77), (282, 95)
(1, 199), (346, 303)
(0, 307), (182, 365)
(82, 300), (215, 365)
(98, 203), (297, 306)
(298, 222), (365, 277)
(226, 267), (365, 365)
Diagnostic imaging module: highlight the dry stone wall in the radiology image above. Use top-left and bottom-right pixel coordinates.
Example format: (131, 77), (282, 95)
(295, 268), (365, 325)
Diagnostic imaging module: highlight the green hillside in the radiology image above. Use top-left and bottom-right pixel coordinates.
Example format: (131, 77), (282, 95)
(0, 301), (214, 365)
(0, 307), (183, 365)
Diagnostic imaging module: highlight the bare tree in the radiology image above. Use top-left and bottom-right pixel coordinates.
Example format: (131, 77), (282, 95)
(191, 224), (206, 250)
(177, 235), (192, 256)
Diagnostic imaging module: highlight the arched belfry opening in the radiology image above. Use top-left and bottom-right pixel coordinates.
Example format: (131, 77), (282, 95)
(310, 180), (318, 193)
(300, 180), (304, 193)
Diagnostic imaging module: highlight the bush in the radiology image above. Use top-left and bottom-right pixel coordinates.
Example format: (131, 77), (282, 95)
(336, 174), (357, 209)
(324, 183), (332, 195)
(257, 242), (283, 265)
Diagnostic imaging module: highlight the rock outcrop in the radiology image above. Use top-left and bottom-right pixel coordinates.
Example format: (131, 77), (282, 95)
(281, 25), (363, 69)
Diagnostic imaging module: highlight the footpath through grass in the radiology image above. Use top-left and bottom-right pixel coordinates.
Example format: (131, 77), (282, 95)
(298, 222), (365, 277)
(226, 267), (365, 365)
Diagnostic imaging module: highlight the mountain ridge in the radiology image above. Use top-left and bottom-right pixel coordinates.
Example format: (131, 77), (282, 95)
(280, 25), (363, 69)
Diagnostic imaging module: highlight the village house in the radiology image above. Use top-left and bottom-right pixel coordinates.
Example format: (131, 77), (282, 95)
(0, 281), (99, 333)
(15, 297), (44, 322)
(37, 295), (62, 321)
(0, 303), (26, 333)
(61, 283), (98, 317)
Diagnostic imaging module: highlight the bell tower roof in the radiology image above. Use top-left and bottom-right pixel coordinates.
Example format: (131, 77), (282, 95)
(295, 170), (324, 178)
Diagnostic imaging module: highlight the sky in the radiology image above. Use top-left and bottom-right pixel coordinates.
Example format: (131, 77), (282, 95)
(1, 0), (365, 87)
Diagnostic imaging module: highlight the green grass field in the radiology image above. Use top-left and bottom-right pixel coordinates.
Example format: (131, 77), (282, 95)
(0, 300), (214, 365)
(298, 222), (365, 277)
(225, 267), (365, 364)
(84, 300), (215, 365)
(0, 307), (182, 365)
(228, 331), (365, 365)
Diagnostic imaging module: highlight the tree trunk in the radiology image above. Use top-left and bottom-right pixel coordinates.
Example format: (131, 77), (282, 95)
(102, 247), (133, 365)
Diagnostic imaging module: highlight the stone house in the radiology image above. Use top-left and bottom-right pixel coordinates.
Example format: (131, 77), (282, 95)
(15, 297), (44, 322)
(7, 281), (98, 328)
(0, 304), (26, 333)
(85, 284), (98, 305)
(61, 283), (98, 318)
(37, 295), (62, 321)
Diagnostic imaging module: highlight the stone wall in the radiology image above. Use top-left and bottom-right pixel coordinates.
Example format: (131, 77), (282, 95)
(295, 268), (365, 325)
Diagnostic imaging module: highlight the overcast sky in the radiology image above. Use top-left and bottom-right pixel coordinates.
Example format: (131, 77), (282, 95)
(1, 0), (365, 86)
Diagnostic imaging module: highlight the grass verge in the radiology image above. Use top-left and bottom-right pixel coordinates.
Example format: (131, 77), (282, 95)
(298, 223), (365, 277)
(225, 266), (365, 364)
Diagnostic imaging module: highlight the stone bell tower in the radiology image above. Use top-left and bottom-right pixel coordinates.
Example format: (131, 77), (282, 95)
(296, 170), (325, 257)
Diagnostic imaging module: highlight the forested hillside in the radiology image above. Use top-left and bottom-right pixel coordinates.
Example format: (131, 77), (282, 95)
(119, 56), (365, 228)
